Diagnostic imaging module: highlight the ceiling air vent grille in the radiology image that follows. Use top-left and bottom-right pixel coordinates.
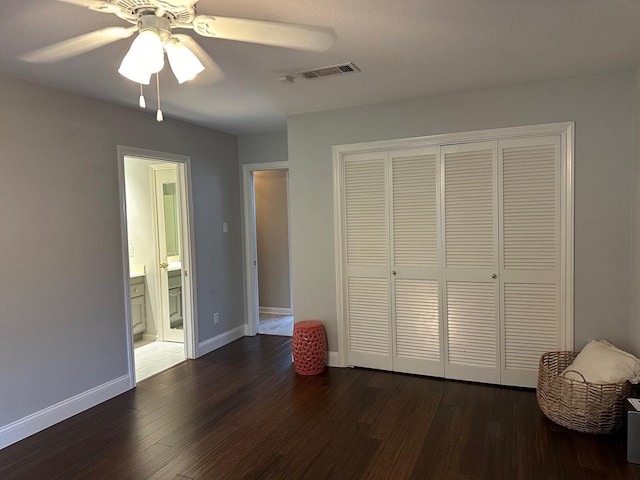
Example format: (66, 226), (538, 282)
(296, 63), (360, 80)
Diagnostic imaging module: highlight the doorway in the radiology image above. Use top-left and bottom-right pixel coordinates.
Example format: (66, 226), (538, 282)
(242, 162), (293, 336)
(118, 146), (197, 385)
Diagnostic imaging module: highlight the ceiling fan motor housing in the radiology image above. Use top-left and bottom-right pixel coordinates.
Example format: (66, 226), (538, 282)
(139, 14), (171, 40)
(114, 0), (196, 25)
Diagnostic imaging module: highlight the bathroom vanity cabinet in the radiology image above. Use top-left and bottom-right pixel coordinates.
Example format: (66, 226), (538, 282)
(168, 269), (183, 329)
(130, 275), (146, 334)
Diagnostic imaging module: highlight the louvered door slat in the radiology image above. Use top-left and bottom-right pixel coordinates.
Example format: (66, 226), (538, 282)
(446, 282), (496, 367)
(394, 279), (439, 361)
(504, 283), (558, 369)
(348, 277), (390, 354)
(444, 148), (495, 268)
(345, 158), (387, 267)
(392, 152), (437, 267)
(502, 143), (558, 270)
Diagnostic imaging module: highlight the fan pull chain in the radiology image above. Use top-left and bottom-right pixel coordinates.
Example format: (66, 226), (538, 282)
(156, 73), (163, 122)
(138, 84), (146, 109)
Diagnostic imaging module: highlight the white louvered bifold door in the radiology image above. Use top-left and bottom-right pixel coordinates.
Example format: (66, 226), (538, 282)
(343, 151), (393, 371)
(389, 148), (443, 376)
(498, 136), (561, 387)
(442, 142), (500, 384)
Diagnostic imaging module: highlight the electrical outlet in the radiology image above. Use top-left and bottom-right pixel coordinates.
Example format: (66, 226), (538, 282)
(213, 312), (219, 324)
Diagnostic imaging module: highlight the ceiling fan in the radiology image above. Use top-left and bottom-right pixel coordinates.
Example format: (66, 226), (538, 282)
(20, 0), (336, 119)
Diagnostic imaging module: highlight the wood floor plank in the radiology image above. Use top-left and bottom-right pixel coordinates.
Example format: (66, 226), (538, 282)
(1, 335), (640, 479)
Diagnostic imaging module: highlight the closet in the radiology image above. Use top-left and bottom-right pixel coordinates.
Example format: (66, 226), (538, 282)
(336, 124), (573, 388)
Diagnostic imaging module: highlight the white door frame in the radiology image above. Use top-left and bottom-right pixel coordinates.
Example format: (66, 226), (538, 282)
(117, 145), (199, 387)
(241, 161), (291, 336)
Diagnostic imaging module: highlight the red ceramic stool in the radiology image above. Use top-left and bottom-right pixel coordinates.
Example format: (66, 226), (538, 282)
(292, 321), (327, 375)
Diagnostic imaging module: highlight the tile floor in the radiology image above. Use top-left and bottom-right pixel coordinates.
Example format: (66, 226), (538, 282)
(134, 341), (185, 382)
(258, 314), (293, 336)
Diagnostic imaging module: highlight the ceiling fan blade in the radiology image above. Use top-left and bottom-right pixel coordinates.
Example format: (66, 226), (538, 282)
(56, 0), (119, 13)
(173, 34), (225, 84)
(192, 15), (335, 52)
(20, 26), (137, 64)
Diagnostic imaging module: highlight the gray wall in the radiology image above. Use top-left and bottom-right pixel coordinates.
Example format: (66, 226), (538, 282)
(0, 73), (242, 427)
(255, 170), (291, 310)
(287, 70), (634, 354)
(238, 131), (288, 166)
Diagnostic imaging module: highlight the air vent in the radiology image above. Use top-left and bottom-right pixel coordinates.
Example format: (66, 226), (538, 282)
(296, 63), (360, 80)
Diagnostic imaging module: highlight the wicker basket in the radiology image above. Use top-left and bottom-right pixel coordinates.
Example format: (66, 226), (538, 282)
(536, 351), (632, 434)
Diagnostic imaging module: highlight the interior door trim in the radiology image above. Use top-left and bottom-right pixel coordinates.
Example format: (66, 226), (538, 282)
(117, 145), (199, 388)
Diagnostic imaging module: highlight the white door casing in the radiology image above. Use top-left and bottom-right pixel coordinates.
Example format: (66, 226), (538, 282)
(118, 146), (198, 387)
(241, 161), (291, 336)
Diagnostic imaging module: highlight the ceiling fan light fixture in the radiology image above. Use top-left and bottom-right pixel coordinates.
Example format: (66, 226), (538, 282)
(165, 39), (205, 84)
(30, 2), (336, 122)
(118, 29), (165, 84)
(118, 54), (152, 84)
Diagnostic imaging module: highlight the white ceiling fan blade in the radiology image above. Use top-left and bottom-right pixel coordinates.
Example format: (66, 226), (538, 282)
(192, 15), (336, 52)
(56, 0), (119, 14)
(173, 34), (225, 85)
(20, 26), (137, 64)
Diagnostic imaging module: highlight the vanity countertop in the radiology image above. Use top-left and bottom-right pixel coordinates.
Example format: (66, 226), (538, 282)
(167, 261), (181, 272)
(130, 264), (146, 278)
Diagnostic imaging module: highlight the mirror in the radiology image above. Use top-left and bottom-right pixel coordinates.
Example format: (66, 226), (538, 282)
(163, 182), (180, 258)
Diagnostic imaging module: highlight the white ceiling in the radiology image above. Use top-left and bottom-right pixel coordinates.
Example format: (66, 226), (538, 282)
(2, 0), (640, 135)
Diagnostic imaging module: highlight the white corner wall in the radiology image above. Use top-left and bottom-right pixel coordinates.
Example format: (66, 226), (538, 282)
(0, 73), (242, 441)
(287, 70), (634, 355)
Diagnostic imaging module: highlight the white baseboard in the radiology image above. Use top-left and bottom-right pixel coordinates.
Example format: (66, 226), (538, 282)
(0, 374), (131, 450)
(259, 306), (292, 316)
(198, 325), (246, 357)
(326, 351), (341, 367)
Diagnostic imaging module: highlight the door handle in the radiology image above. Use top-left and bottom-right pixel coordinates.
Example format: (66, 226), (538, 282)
(160, 262), (168, 269)
(392, 271), (397, 276)
(492, 273), (497, 279)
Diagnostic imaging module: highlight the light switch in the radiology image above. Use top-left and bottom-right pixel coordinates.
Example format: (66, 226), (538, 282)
(128, 244), (134, 257)
(223, 222), (228, 233)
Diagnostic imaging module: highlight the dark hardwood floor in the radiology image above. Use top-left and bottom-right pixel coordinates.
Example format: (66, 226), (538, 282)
(2, 335), (640, 479)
